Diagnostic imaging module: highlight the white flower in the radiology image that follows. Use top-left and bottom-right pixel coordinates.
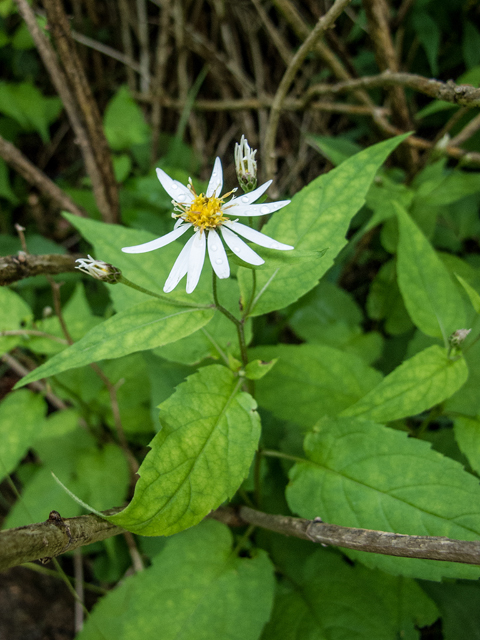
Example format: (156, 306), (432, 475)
(75, 255), (121, 283)
(122, 157), (293, 294)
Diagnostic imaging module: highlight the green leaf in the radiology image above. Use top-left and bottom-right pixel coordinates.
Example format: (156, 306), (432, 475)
(0, 82), (62, 142)
(454, 415), (480, 475)
(307, 134), (363, 165)
(110, 365), (261, 535)
(456, 274), (480, 314)
(244, 359), (277, 380)
(0, 158), (19, 203)
(76, 443), (130, 511)
(342, 345), (468, 422)
(0, 390), (46, 482)
(396, 203), (466, 339)
(104, 85), (150, 151)
(238, 134), (410, 317)
(445, 335), (480, 416)
(412, 11), (440, 75)
(78, 520), (275, 640)
(423, 581), (480, 640)
(0, 286), (32, 355)
(367, 259), (413, 335)
(251, 344), (382, 429)
(262, 550), (438, 640)
(287, 416), (480, 580)
(14, 300), (214, 389)
(463, 21), (480, 69)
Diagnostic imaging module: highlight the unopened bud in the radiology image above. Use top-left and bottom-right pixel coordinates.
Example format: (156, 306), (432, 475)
(449, 328), (471, 348)
(234, 135), (257, 193)
(75, 255), (122, 284)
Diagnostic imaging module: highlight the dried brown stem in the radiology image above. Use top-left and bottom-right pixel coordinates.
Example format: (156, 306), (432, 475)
(0, 135), (87, 218)
(362, 0), (416, 170)
(2, 505), (480, 572)
(0, 253), (79, 286)
(13, 0), (117, 224)
(264, 0), (354, 183)
(42, 0), (119, 224)
(1, 353), (68, 411)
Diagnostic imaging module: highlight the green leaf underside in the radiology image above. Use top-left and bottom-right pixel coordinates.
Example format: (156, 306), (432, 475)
(396, 203), (466, 338)
(262, 550), (438, 640)
(239, 134), (410, 317)
(287, 416), (480, 580)
(109, 365), (261, 535)
(78, 520), (275, 640)
(15, 301), (214, 389)
(342, 345), (468, 422)
(251, 344), (383, 428)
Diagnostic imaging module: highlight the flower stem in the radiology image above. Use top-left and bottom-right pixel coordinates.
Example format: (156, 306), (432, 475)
(119, 275), (211, 309)
(212, 272), (250, 369)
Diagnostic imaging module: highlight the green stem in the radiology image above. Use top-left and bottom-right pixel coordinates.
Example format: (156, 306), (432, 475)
(119, 275), (211, 309)
(212, 272), (249, 369)
(261, 449), (305, 464)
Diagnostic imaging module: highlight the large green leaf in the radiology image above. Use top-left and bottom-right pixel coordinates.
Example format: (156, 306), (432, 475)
(0, 390), (46, 482)
(78, 520), (274, 640)
(251, 344), (382, 429)
(238, 134), (410, 317)
(396, 204), (466, 339)
(110, 365), (261, 535)
(262, 550), (438, 640)
(342, 345), (468, 422)
(287, 416), (480, 580)
(15, 300), (214, 389)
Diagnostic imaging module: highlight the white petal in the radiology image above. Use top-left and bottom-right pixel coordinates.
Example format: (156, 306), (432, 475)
(206, 157), (223, 198)
(163, 234), (195, 293)
(220, 226), (264, 266)
(223, 221), (294, 250)
(156, 167), (193, 204)
(207, 229), (230, 279)
(122, 224), (192, 254)
(228, 180), (272, 206)
(186, 231), (206, 293)
(223, 200), (290, 217)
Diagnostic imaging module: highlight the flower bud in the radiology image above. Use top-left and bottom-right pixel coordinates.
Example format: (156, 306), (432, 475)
(448, 328), (471, 348)
(234, 135), (257, 193)
(75, 255), (122, 284)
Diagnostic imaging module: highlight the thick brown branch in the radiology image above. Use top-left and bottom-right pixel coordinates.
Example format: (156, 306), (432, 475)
(0, 253), (78, 286)
(0, 135), (87, 218)
(0, 509), (123, 572)
(42, 0), (119, 224)
(2, 505), (480, 572)
(307, 71), (480, 107)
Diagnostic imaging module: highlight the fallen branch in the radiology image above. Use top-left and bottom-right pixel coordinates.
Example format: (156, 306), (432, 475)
(2, 504), (480, 572)
(0, 253), (79, 286)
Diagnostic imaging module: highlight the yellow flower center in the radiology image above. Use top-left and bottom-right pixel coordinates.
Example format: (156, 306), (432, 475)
(183, 194), (227, 231)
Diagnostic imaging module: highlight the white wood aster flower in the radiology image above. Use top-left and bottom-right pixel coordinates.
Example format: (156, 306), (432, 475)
(122, 157), (293, 293)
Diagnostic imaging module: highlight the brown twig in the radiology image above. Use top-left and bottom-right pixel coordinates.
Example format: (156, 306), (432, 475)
(264, 0), (354, 183)
(0, 253), (79, 286)
(1, 353), (68, 411)
(13, 0), (117, 224)
(0, 135), (87, 218)
(2, 504), (480, 572)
